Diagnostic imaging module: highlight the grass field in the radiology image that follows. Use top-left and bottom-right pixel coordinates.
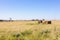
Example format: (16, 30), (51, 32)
(0, 20), (60, 40)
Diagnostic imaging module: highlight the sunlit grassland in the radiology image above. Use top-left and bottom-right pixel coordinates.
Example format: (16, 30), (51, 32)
(0, 20), (60, 40)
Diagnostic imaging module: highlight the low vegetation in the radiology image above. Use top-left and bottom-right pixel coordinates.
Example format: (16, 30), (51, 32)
(0, 20), (60, 40)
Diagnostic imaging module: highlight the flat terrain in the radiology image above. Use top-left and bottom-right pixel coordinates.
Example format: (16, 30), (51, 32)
(0, 20), (60, 40)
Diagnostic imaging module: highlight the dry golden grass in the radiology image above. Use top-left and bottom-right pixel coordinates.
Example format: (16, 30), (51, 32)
(0, 20), (60, 33)
(0, 20), (60, 40)
(0, 21), (38, 34)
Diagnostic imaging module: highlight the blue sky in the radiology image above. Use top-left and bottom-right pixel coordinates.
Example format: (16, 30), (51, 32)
(0, 0), (60, 20)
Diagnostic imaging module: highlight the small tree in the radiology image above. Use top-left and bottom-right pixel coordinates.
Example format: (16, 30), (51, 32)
(9, 17), (12, 22)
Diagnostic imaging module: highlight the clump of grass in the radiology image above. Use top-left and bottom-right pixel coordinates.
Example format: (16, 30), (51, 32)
(11, 30), (32, 40)
(12, 33), (22, 40)
(42, 30), (51, 34)
(0, 35), (6, 40)
(37, 29), (51, 40)
(21, 30), (32, 36)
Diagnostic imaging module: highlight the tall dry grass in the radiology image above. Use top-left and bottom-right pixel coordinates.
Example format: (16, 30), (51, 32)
(0, 20), (60, 40)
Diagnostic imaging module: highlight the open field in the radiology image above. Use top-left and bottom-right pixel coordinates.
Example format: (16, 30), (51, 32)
(0, 20), (60, 40)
